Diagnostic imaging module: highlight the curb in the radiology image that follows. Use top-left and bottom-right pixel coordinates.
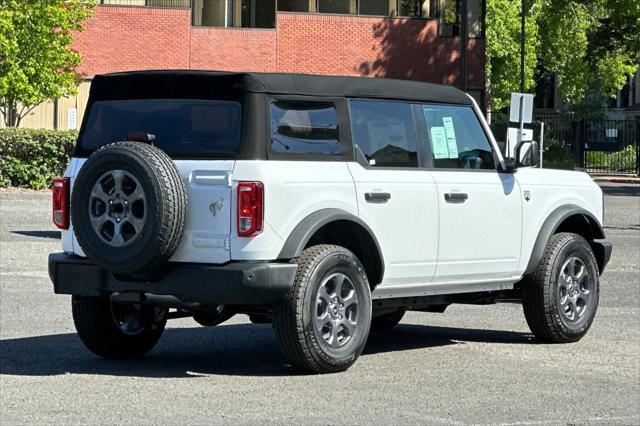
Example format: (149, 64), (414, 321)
(592, 177), (640, 185)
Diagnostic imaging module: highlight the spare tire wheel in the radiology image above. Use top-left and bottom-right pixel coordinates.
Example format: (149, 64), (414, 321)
(71, 141), (187, 276)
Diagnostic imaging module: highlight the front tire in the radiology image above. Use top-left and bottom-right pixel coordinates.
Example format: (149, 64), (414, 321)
(273, 245), (372, 374)
(72, 296), (167, 358)
(522, 233), (600, 343)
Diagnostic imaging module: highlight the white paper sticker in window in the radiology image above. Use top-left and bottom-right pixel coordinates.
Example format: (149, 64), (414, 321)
(442, 117), (459, 159)
(430, 126), (449, 159)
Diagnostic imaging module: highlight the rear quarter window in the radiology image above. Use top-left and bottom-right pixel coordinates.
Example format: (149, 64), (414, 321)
(79, 99), (241, 157)
(270, 100), (340, 155)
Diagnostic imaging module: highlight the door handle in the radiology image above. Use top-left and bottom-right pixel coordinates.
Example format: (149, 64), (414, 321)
(365, 192), (391, 203)
(444, 192), (468, 203)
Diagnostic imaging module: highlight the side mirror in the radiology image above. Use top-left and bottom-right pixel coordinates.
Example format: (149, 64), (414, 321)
(499, 157), (517, 173)
(515, 140), (540, 168)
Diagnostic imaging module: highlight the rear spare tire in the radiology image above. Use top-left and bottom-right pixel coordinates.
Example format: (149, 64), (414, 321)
(71, 141), (187, 276)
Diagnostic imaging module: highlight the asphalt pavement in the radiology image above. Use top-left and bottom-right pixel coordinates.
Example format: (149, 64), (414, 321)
(1, 184), (639, 425)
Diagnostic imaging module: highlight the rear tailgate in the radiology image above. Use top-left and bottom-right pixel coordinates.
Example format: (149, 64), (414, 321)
(66, 159), (234, 264)
(65, 96), (242, 265)
(170, 160), (234, 263)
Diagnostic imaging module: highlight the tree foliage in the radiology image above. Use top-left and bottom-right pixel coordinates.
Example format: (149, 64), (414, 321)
(486, 0), (539, 110)
(0, 0), (95, 127)
(486, 0), (640, 110)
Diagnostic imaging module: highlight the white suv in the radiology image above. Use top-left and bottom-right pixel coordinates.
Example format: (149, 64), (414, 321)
(49, 71), (612, 374)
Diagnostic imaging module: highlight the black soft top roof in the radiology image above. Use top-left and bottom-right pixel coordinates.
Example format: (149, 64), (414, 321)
(89, 70), (471, 105)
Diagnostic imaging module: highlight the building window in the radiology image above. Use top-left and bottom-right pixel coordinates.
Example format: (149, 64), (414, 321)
(192, 0), (275, 28)
(534, 72), (556, 110)
(435, 0), (484, 38)
(398, 0), (428, 17)
(241, 0), (276, 28)
(359, 0), (390, 16)
(438, 0), (459, 36)
(278, 0), (311, 12)
(620, 81), (631, 109)
(145, 0), (189, 6)
(187, 0), (483, 34)
(318, 0), (354, 14)
(192, 0), (231, 26)
(100, 0), (190, 5)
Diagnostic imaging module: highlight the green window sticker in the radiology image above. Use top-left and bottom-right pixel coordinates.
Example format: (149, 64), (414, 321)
(430, 126), (449, 159)
(442, 117), (459, 159)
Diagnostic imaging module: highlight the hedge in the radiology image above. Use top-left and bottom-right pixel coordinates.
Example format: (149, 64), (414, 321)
(0, 128), (77, 189)
(586, 144), (638, 173)
(542, 138), (576, 170)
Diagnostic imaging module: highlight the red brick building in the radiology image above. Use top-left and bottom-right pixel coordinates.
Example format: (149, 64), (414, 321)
(9, 0), (487, 129)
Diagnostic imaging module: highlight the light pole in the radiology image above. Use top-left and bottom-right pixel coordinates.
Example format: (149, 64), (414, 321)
(461, 0), (468, 92)
(520, 0), (525, 92)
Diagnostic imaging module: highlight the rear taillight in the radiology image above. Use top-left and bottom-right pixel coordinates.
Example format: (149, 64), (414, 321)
(52, 177), (70, 229)
(237, 181), (263, 237)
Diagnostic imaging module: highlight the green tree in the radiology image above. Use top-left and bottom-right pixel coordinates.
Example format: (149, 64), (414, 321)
(486, 0), (640, 110)
(486, 0), (539, 110)
(0, 0), (95, 127)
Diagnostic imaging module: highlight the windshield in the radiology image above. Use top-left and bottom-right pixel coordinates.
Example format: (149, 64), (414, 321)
(79, 99), (242, 157)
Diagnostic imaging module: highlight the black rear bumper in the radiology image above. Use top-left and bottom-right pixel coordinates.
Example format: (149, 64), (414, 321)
(49, 253), (297, 304)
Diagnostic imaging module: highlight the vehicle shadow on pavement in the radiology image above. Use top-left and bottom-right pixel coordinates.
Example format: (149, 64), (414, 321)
(601, 185), (640, 197)
(365, 324), (534, 355)
(10, 230), (61, 239)
(0, 323), (533, 378)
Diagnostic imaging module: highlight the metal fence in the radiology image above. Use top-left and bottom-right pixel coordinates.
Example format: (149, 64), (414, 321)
(582, 120), (639, 175)
(488, 112), (640, 176)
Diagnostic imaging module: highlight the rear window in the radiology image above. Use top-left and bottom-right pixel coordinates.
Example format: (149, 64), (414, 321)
(79, 99), (241, 157)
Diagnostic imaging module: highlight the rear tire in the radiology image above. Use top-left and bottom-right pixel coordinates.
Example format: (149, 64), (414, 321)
(371, 308), (406, 332)
(273, 245), (372, 374)
(71, 141), (187, 276)
(72, 295), (167, 358)
(522, 233), (600, 343)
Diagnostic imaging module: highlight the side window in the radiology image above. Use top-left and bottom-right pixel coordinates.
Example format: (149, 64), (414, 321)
(422, 104), (496, 169)
(270, 100), (340, 154)
(349, 100), (418, 168)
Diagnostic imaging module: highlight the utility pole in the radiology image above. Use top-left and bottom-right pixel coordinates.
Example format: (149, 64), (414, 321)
(461, 0), (468, 92)
(520, 0), (525, 92)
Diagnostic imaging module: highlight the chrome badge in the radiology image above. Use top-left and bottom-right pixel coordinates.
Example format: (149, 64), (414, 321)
(524, 190), (531, 202)
(209, 197), (224, 216)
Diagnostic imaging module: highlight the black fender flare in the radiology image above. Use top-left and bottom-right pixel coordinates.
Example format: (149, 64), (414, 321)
(277, 208), (385, 283)
(525, 204), (606, 275)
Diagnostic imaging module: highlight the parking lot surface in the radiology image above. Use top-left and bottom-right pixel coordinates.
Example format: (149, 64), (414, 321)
(1, 184), (639, 425)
